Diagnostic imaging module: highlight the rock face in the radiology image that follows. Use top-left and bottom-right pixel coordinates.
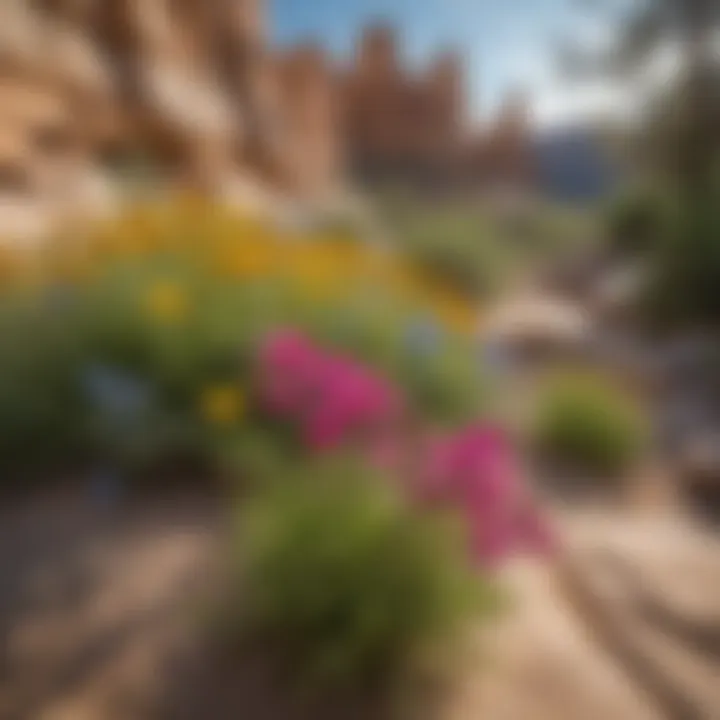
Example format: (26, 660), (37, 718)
(340, 25), (464, 183)
(465, 90), (535, 190)
(0, 7), (536, 237)
(273, 44), (339, 196)
(340, 24), (534, 189)
(0, 0), (340, 237)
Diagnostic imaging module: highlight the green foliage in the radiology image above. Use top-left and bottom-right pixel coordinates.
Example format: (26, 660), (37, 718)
(526, 204), (598, 255)
(601, 179), (720, 328)
(396, 339), (487, 425)
(647, 189), (720, 325)
(376, 192), (598, 301)
(293, 296), (487, 424)
(535, 373), (647, 477)
(0, 296), (88, 478)
(377, 196), (509, 299)
(232, 456), (494, 695)
(0, 249), (486, 480)
(606, 187), (667, 257)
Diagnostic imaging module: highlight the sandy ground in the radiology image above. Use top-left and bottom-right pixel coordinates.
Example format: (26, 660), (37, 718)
(0, 488), (717, 720)
(449, 561), (662, 720)
(0, 489), (224, 720)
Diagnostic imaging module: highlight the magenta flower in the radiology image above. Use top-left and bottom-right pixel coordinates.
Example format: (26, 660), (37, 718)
(257, 330), (552, 566)
(419, 425), (551, 564)
(259, 331), (402, 450)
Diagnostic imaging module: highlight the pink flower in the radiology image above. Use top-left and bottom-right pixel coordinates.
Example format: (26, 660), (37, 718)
(416, 425), (550, 564)
(256, 329), (553, 566)
(258, 330), (402, 451)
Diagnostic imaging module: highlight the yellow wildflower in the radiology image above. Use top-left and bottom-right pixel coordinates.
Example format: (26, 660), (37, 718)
(0, 244), (25, 285)
(213, 240), (277, 279)
(200, 384), (244, 425)
(144, 280), (188, 323)
(435, 294), (478, 335)
(287, 244), (344, 298)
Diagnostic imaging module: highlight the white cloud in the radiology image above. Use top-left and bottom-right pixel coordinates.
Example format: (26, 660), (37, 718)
(533, 80), (629, 129)
(512, 37), (694, 129)
(501, 44), (631, 129)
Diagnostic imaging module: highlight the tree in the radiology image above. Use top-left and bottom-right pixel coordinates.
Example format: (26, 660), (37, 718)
(562, 0), (720, 193)
(564, 1), (720, 325)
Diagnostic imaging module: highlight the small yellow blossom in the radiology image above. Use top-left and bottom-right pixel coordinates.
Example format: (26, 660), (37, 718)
(0, 244), (25, 285)
(144, 280), (188, 323)
(200, 384), (245, 425)
(213, 241), (277, 279)
(287, 246), (344, 298)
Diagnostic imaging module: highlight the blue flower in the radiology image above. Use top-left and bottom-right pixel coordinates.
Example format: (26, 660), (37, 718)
(81, 364), (153, 424)
(481, 340), (515, 376)
(405, 318), (443, 357)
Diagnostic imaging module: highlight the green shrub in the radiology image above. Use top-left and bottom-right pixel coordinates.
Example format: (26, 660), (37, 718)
(405, 215), (506, 299)
(396, 340), (487, 425)
(534, 373), (647, 476)
(377, 197), (508, 299)
(530, 204), (599, 256)
(647, 191), (720, 325)
(231, 456), (494, 698)
(606, 188), (667, 257)
(296, 297), (487, 424)
(0, 204), (489, 482)
(0, 266), (485, 480)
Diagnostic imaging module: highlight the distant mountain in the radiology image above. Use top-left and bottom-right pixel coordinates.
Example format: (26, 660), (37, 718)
(532, 125), (617, 202)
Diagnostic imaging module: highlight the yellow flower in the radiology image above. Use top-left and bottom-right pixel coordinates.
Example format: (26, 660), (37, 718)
(286, 244), (344, 298)
(144, 280), (188, 323)
(0, 244), (25, 285)
(200, 384), (244, 425)
(213, 240), (277, 279)
(433, 293), (478, 335)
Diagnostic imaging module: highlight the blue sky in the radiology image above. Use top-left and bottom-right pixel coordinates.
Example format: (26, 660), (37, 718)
(269, 0), (618, 127)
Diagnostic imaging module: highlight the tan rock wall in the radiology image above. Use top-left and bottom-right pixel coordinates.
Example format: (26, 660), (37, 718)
(341, 26), (465, 180)
(273, 45), (340, 195)
(0, 1), (535, 238)
(339, 24), (534, 190)
(0, 0), (341, 237)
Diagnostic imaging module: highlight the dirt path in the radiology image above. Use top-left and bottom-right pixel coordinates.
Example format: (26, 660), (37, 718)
(2, 488), (716, 720)
(555, 509), (720, 720)
(0, 489), (225, 720)
(450, 508), (720, 720)
(449, 559), (663, 720)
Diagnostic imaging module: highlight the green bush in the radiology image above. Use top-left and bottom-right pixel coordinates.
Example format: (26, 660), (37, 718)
(534, 373), (647, 477)
(406, 215), (506, 299)
(291, 297), (486, 424)
(396, 339), (487, 425)
(0, 202), (492, 483)
(0, 299), (88, 479)
(377, 197), (508, 299)
(647, 191), (720, 325)
(231, 457), (494, 698)
(376, 193), (600, 301)
(606, 188), (667, 257)
(0, 259), (486, 480)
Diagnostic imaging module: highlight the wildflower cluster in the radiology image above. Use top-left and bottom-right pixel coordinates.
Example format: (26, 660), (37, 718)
(256, 331), (550, 565)
(0, 199), (478, 335)
(259, 330), (401, 450)
(421, 426), (552, 564)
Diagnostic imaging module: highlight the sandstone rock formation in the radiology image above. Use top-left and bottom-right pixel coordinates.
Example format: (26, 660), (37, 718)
(340, 25), (465, 184)
(0, 0), (340, 238)
(467, 90), (535, 190)
(272, 44), (339, 196)
(0, 6), (536, 239)
(340, 24), (534, 190)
